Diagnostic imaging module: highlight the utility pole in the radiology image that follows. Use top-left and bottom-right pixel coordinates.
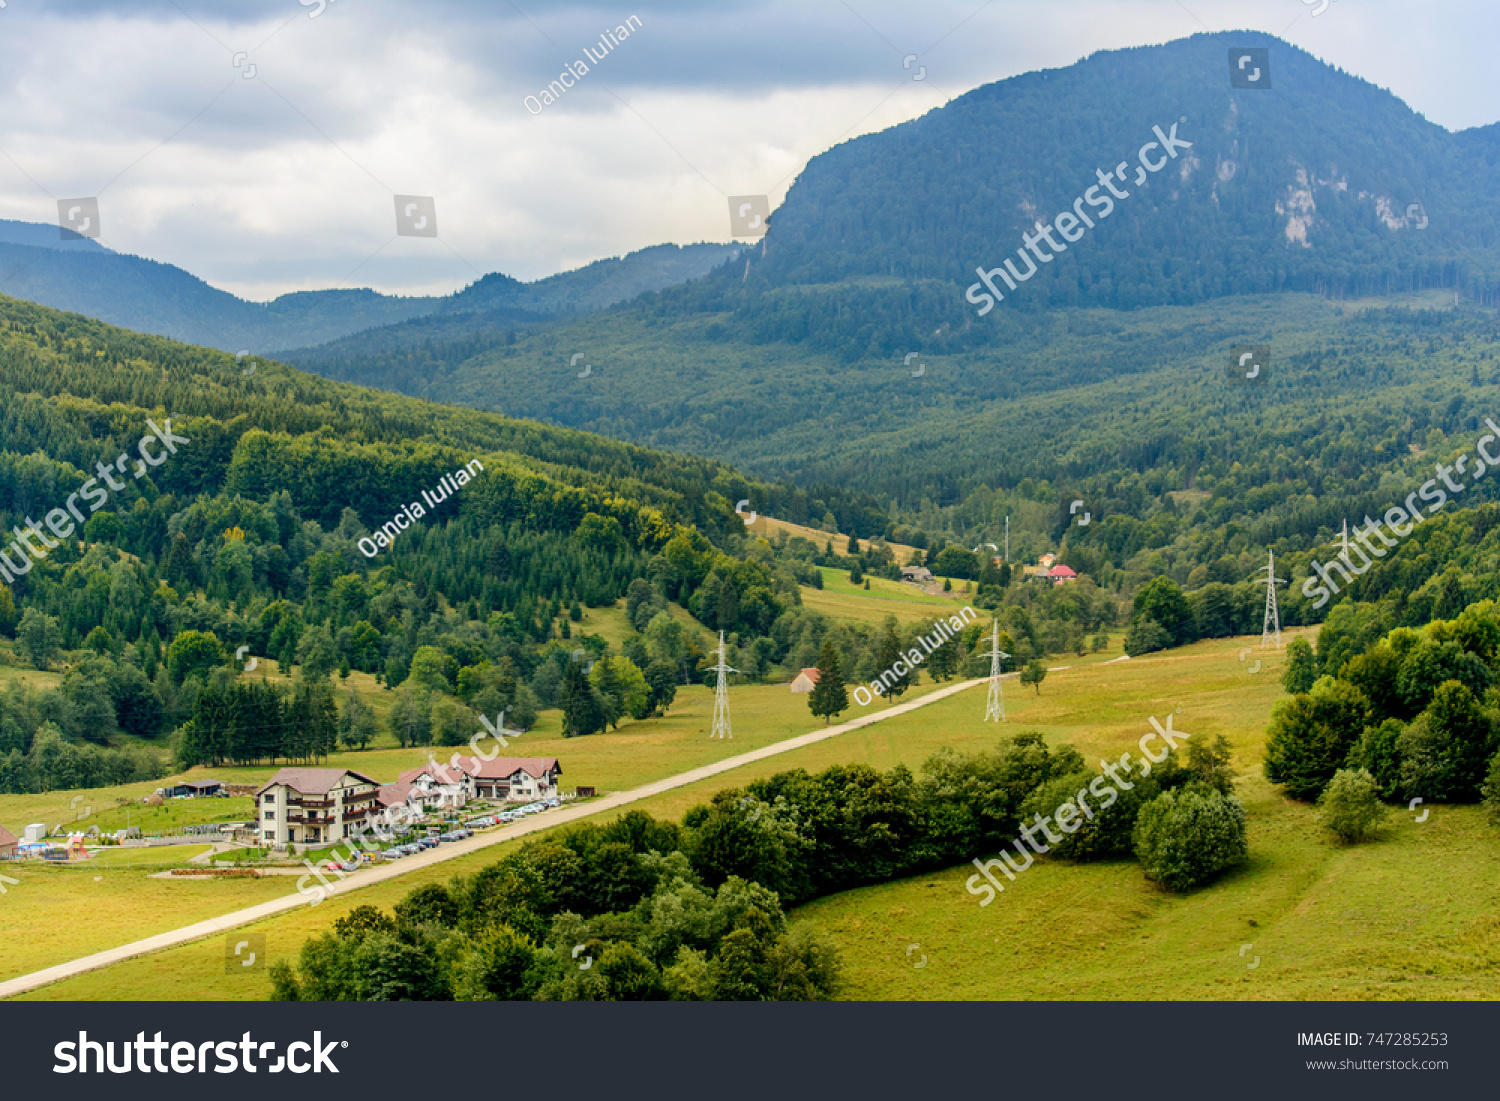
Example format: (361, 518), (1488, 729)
(1256, 551), (1285, 650)
(982, 619), (1010, 722)
(1333, 520), (1351, 564)
(709, 631), (738, 739)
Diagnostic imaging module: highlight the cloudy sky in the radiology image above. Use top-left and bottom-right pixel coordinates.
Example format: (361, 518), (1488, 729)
(0, 0), (1494, 300)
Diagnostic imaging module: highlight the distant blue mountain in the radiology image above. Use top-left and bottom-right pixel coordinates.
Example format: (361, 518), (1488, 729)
(0, 219), (739, 353)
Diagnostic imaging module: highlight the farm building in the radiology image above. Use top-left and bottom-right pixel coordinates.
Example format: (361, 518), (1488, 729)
(790, 668), (821, 693)
(162, 779), (225, 798)
(900, 565), (935, 584)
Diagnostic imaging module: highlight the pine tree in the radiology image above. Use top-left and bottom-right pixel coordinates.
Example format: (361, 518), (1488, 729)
(873, 617), (912, 704)
(560, 660), (606, 737)
(846, 535), (860, 556)
(924, 624), (960, 681)
(807, 641), (850, 724)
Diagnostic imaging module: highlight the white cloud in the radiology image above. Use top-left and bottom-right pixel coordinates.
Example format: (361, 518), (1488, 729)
(0, 0), (1493, 299)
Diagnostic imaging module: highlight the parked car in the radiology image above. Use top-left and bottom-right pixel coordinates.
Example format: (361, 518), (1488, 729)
(544, 798), (561, 808)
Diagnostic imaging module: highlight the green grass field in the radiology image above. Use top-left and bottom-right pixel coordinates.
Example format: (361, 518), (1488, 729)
(15, 622), (1498, 1003)
(800, 566), (966, 625)
(0, 672), (952, 992)
(84, 844), (214, 867)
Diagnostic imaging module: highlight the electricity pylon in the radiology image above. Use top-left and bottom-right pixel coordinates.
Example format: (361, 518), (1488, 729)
(1332, 519), (1351, 563)
(1255, 551), (1285, 650)
(981, 619), (1010, 722)
(709, 631), (738, 739)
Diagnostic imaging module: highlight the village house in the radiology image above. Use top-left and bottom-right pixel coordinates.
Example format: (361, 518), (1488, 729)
(255, 768), (382, 849)
(414, 756), (563, 802)
(396, 764), (471, 810)
(1044, 564), (1078, 585)
(0, 825), (18, 859)
(789, 667), (821, 693)
(900, 565), (935, 584)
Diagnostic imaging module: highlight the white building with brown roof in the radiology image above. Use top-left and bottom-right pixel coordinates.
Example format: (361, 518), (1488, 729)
(255, 768), (382, 849)
(412, 756), (562, 802)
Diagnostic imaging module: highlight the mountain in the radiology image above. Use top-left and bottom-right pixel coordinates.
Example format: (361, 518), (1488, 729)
(272, 31), (1500, 529)
(280, 243), (740, 363)
(0, 221), (738, 355)
(649, 30), (1500, 360)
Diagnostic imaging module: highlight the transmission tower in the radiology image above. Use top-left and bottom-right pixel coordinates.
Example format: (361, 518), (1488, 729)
(709, 631), (738, 740)
(1333, 519), (1351, 563)
(981, 619), (1010, 722)
(1255, 551), (1285, 650)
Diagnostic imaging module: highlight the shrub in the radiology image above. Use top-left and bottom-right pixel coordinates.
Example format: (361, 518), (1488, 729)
(1482, 749), (1500, 824)
(1123, 617), (1170, 657)
(1132, 785), (1248, 891)
(1022, 769), (1156, 861)
(1282, 637), (1317, 694)
(1344, 717), (1406, 801)
(1317, 768), (1385, 843)
(1186, 733), (1236, 794)
(1263, 676), (1371, 800)
(1396, 680), (1497, 802)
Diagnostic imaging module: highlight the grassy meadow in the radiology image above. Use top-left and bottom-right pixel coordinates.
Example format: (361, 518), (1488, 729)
(0, 671), (959, 990)
(11, 595), (1495, 1003)
(800, 565), (967, 626)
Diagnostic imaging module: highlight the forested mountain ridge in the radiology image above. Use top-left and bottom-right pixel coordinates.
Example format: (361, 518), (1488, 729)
(0, 291), (832, 532)
(643, 30), (1500, 361)
(0, 224), (738, 355)
(0, 292), (917, 792)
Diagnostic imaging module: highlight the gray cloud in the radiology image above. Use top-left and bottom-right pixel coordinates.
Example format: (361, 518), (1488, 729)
(0, 0), (1495, 299)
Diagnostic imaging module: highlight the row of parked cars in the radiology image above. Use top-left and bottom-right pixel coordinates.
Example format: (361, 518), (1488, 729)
(466, 797), (562, 829)
(379, 800), (562, 859)
(382, 827), (476, 859)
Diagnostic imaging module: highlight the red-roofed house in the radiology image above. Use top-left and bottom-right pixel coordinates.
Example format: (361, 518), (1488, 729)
(255, 768), (382, 849)
(0, 825), (18, 858)
(1045, 564), (1078, 585)
(789, 668), (821, 693)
